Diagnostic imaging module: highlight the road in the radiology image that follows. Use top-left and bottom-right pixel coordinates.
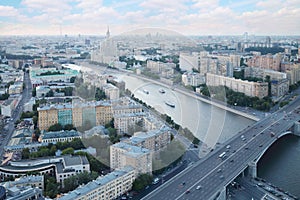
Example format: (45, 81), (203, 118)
(0, 71), (32, 157)
(142, 96), (300, 200)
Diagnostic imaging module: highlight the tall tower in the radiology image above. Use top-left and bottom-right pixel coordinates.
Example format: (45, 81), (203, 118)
(106, 26), (110, 39)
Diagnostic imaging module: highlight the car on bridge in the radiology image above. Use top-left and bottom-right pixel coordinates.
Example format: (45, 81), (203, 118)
(196, 185), (202, 190)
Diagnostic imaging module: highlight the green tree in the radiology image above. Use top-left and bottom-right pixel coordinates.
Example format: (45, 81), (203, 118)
(21, 148), (30, 159)
(64, 124), (76, 131)
(132, 174), (153, 191)
(63, 87), (73, 96)
(48, 123), (63, 131)
(95, 87), (106, 100)
(45, 176), (58, 198)
(61, 147), (74, 155)
(46, 90), (54, 97)
(70, 76), (76, 83)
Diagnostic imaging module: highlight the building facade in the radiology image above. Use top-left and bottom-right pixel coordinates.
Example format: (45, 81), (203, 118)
(110, 142), (152, 175)
(59, 166), (135, 200)
(206, 73), (269, 98)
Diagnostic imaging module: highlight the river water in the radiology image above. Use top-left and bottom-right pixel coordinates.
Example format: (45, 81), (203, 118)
(74, 63), (299, 198)
(257, 135), (300, 198)
(117, 74), (300, 198)
(116, 74), (254, 147)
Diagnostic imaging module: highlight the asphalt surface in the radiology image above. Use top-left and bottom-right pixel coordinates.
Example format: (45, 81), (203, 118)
(0, 71), (32, 157)
(142, 96), (300, 200)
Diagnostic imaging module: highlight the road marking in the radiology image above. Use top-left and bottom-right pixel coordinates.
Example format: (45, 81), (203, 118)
(174, 114), (287, 200)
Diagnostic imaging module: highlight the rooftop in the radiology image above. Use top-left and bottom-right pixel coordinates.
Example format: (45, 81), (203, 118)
(41, 130), (81, 140)
(112, 142), (150, 154)
(59, 166), (134, 200)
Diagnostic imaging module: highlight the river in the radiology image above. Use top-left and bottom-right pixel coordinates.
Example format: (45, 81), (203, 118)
(117, 74), (300, 198)
(116, 74), (254, 147)
(258, 135), (300, 198)
(73, 63), (299, 198)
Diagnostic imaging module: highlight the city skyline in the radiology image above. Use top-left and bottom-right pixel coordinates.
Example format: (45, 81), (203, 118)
(0, 0), (299, 36)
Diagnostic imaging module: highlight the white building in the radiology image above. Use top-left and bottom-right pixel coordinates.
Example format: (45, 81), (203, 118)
(35, 85), (51, 98)
(0, 155), (90, 184)
(103, 83), (119, 100)
(59, 166), (135, 200)
(24, 97), (36, 112)
(1, 97), (21, 117)
(91, 28), (119, 65)
(179, 52), (199, 72)
(114, 112), (146, 134)
(110, 142), (152, 175)
(182, 72), (205, 86)
(206, 73), (269, 98)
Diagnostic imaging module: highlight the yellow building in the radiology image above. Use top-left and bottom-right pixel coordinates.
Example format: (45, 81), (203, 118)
(95, 102), (113, 126)
(38, 106), (58, 131)
(72, 106), (83, 128)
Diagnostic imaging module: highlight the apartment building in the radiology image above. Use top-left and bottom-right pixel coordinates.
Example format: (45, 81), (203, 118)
(206, 73), (268, 98)
(286, 63), (300, 85)
(146, 60), (175, 74)
(38, 105), (59, 131)
(59, 166), (135, 200)
(96, 101), (113, 125)
(124, 126), (171, 151)
(271, 79), (289, 99)
(244, 67), (287, 80)
(110, 142), (152, 175)
(182, 72), (205, 86)
(246, 53), (283, 71)
(38, 101), (113, 131)
(114, 112), (146, 134)
(103, 83), (120, 100)
(112, 104), (143, 116)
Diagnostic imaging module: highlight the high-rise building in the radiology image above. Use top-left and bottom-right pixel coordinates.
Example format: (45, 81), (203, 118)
(91, 27), (118, 65)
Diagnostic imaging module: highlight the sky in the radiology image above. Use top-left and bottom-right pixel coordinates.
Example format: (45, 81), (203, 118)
(0, 0), (299, 36)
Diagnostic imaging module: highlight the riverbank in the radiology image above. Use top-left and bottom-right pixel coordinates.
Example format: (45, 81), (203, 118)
(120, 70), (260, 122)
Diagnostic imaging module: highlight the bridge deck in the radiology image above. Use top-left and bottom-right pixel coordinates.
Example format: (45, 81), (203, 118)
(143, 98), (300, 200)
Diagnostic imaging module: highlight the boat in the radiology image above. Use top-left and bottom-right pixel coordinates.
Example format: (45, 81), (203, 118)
(165, 100), (175, 108)
(159, 88), (166, 94)
(143, 89), (149, 94)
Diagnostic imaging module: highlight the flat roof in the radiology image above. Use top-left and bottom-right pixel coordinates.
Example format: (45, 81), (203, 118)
(59, 166), (134, 200)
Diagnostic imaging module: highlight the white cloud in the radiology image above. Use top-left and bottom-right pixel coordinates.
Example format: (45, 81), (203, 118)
(0, 0), (299, 35)
(191, 0), (219, 11)
(21, 0), (73, 13)
(75, 0), (103, 12)
(0, 6), (19, 17)
(139, 0), (188, 12)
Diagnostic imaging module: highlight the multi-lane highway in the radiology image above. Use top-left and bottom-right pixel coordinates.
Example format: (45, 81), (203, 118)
(143, 97), (300, 200)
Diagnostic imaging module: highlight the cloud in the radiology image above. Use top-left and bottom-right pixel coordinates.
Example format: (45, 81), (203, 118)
(139, 0), (188, 13)
(0, 5), (19, 17)
(21, 0), (73, 13)
(75, 0), (103, 12)
(0, 0), (299, 35)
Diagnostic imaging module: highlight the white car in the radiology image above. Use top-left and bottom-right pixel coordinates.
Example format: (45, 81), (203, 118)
(196, 185), (202, 190)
